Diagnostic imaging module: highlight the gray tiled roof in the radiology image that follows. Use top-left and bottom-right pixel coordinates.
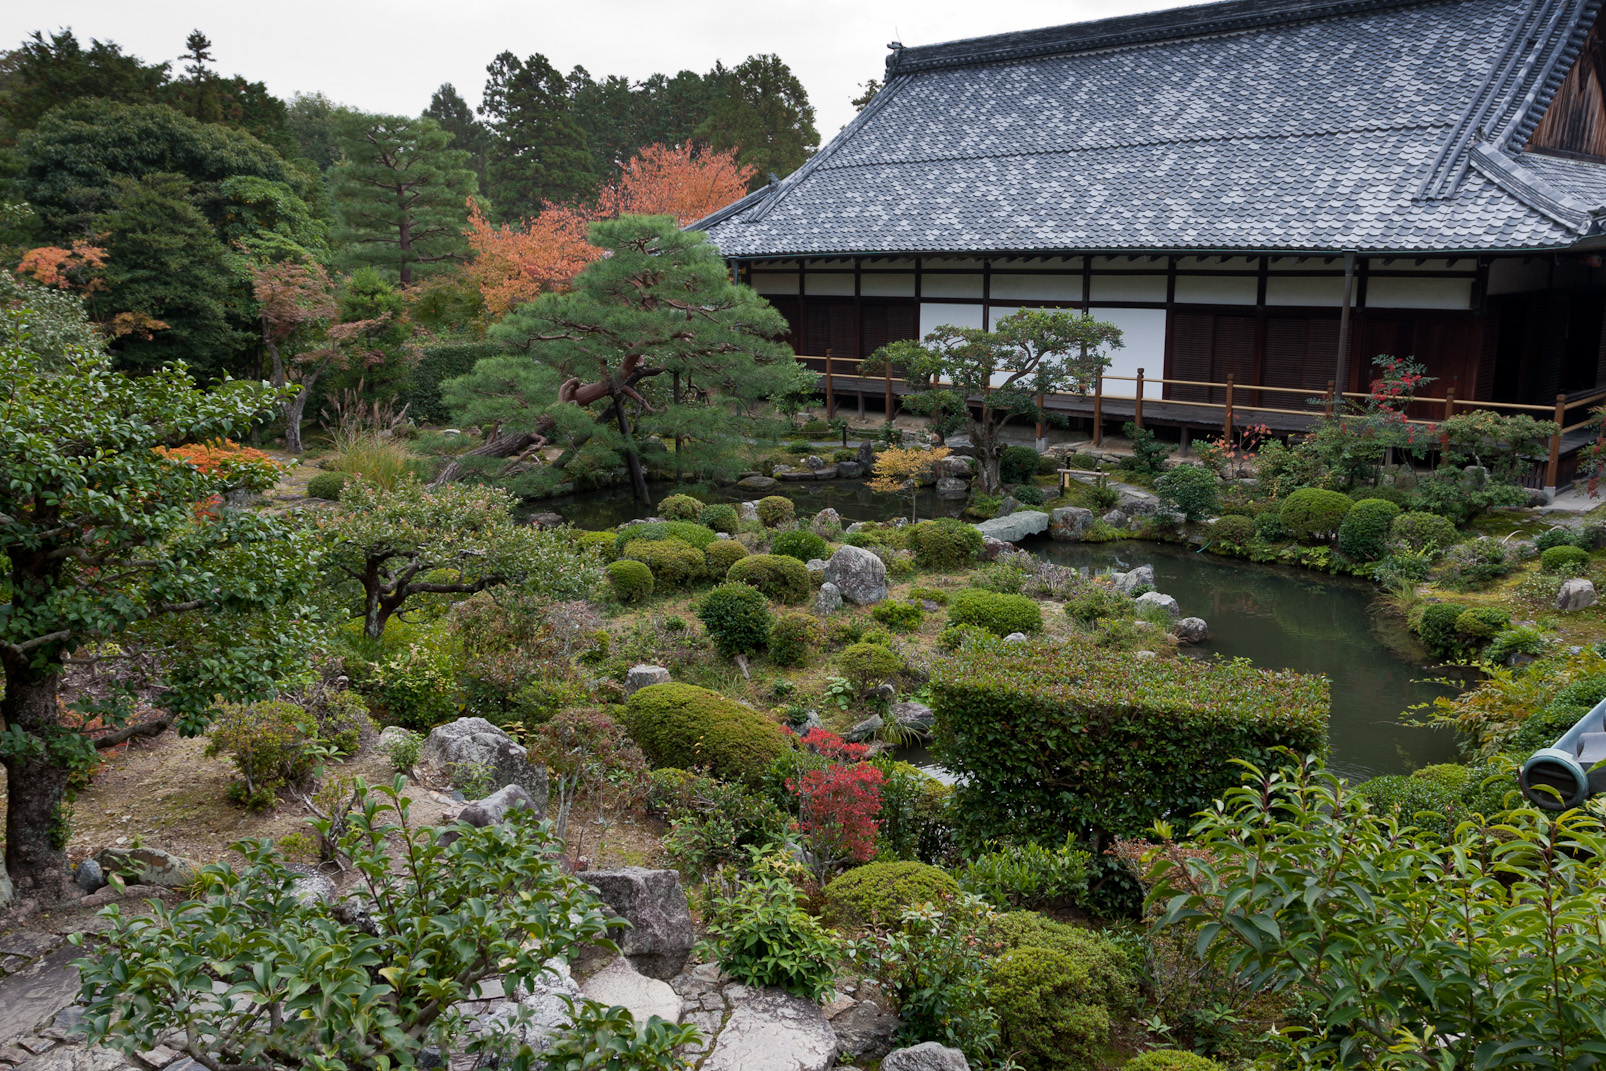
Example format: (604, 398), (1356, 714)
(697, 0), (1606, 258)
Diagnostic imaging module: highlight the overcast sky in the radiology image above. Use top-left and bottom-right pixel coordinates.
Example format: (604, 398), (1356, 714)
(2, 0), (1178, 139)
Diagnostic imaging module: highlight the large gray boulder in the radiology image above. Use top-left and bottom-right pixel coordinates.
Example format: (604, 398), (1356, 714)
(939, 455), (977, 478)
(458, 784), (539, 827)
(972, 510), (1050, 543)
(856, 440), (876, 467)
(883, 1042), (971, 1071)
(814, 581), (843, 615)
(1051, 506), (1094, 541)
(935, 477), (968, 497)
(828, 994), (900, 1060)
(702, 986), (839, 1071)
(835, 460), (863, 478)
(94, 846), (198, 888)
(1135, 591), (1181, 619)
(1174, 617), (1210, 645)
(824, 545), (887, 605)
(843, 714), (883, 743)
(624, 664), (671, 697)
(420, 717), (547, 806)
(890, 701), (934, 733)
(739, 501), (761, 523)
(1111, 564), (1155, 595)
(1559, 578), (1598, 611)
(737, 475), (779, 492)
(583, 868), (695, 980)
(580, 956), (682, 1024)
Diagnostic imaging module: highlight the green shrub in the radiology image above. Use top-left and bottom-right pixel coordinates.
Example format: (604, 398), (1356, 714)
(621, 538), (704, 588)
(933, 644), (1326, 906)
(1209, 514), (1254, 549)
(948, 589), (1043, 636)
(624, 682), (789, 785)
(1338, 498), (1402, 561)
(821, 860), (959, 929)
(1122, 1054), (1226, 1071)
(656, 494), (703, 521)
(756, 496), (795, 527)
(956, 838), (1090, 909)
(1065, 587), (1134, 624)
(1254, 510), (1286, 541)
(910, 517), (984, 570)
(577, 529), (620, 562)
(938, 622), (994, 651)
(1391, 510), (1458, 555)
(786, 439), (812, 454)
(871, 758), (954, 864)
(1455, 606), (1510, 641)
(304, 686), (372, 757)
(838, 642), (904, 694)
(1120, 422), (1172, 476)
(843, 530), (884, 549)
(984, 912), (1134, 1002)
(695, 583), (774, 657)
(1280, 487), (1353, 541)
(1000, 446), (1043, 485)
(726, 554), (810, 603)
(1536, 527), (1589, 552)
(1355, 773), (1464, 838)
(832, 448), (856, 463)
(205, 700), (319, 809)
(1439, 536), (1514, 591)
(381, 728), (422, 772)
(613, 520), (719, 553)
(1013, 484), (1046, 507)
(1542, 544), (1591, 573)
(606, 559), (654, 602)
(701, 873), (842, 1000)
(987, 945), (1114, 1071)
(703, 539), (749, 580)
(769, 613), (823, 667)
(1155, 464), (1219, 521)
(871, 599), (925, 632)
(771, 529), (829, 563)
(908, 585), (950, 605)
(649, 770), (790, 877)
(699, 502), (740, 534)
(970, 561), (1029, 594)
(1416, 602), (1468, 658)
(371, 622), (463, 731)
(306, 471), (348, 501)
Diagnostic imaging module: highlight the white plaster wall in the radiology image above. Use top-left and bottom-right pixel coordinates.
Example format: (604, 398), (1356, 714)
(1174, 274), (1256, 305)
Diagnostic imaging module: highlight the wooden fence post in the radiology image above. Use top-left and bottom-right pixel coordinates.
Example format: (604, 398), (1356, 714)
(1034, 393), (1046, 449)
(1223, 375), (1235, 438)
(884, 361), (894, 423)
(1547, 393), (1566, 491)
(1092, 373), (1104, 447)
(1325, 380), (1335, 418)
(823, 348), (835, 420)
(1440, 389), (1454, 454)
(1134, 368), (1145, 429)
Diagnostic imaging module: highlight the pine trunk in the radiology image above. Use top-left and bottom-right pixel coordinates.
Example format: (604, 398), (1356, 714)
(613, 393), (651, 504)
(0, 664), (71, 898)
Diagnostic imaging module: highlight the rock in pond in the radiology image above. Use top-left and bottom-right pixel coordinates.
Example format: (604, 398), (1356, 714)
(1135, 591), (1181, 618)
(1051, 506), (1094, 541)
(1112, 564), (1155, 595)
(890, 701), (934, 733)
(1174, 616), (1210, 644)
(835, 460), (863, 478)
(844, 714), (883, 742)
(737, 475), (779, 492)
(935, 476), (968, 496)
(972, 510), (1050, 543)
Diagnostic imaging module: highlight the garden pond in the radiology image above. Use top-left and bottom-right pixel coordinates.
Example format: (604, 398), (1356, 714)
(536, 482), (1463, 781)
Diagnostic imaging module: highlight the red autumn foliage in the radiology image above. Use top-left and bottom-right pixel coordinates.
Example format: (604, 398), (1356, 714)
(782, 728), (883, 865)
(17, 241), (108, 292)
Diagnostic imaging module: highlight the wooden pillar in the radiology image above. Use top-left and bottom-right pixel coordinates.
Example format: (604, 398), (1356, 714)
(1223, 374), (1235, 437)
(1325, 380), (1336, 418)
(884, 361), (894, 422)
(1134, 368), (1145, 429)
(1440, 389), (1455, 454)
(1547, 393), (1566, 491)
(824, 348), (835, 420)
(1092, 373), (1104, 447)
(1034, 393), (1046, 450)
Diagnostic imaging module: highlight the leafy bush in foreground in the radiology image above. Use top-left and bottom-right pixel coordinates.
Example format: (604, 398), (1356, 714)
(700, 872), (843, 1000)
(910, 517), (984, 570)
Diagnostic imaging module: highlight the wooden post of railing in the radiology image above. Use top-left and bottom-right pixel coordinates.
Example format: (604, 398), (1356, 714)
(1547, 393), (1566, 492)
(1223, 375), (1235, 438)
(1440, 389), (1455, 455)
(1325, 380), (1335, 418)
(823, 348), (835, 420)
(1034, 393), (1046, 450)
(1134, 368), (1145, 429)
(1092, 373), (1104, 447)
(884, 361), (894, 423)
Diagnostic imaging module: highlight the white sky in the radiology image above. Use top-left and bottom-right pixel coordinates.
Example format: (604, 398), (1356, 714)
(2, 0), (1178, 138)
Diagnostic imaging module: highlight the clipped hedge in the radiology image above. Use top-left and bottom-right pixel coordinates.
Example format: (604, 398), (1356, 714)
(1209, 514), (1254, 548)
(988, 945), (1115, 1071)
(703, 539), (749, 580)
(696, 583), (773, 657)
(1122, 1055), (1226, 1071)
(771, 529), (829, 563)
(606, 559), (654, 602)
(613, 521), (719, 554)
(756, 496), (795, 527)
(726, 554), (811, 603)
(401, 340), (502, 423)
(1542, 544), (1591, 573)
(910, 517), (984, 570)
(1337, 498), (1401, 561)
(1280, 487), (1353, 541)
(306, 471), (348, 501)
(623, 682), (789, 786)
(699, 502), (740, 534)
(932, 643), (1327, 856)
(656, 494), (703, 521)
(948, 589), (1043, 636)
(984, 912), (1133, 1005)
(1390, 510), (1458, 555)
(769, 613), (823, 667)
(820, 861), (959, 930)
(620, 538), (704, 588)
(1000, 445), (1043, 485)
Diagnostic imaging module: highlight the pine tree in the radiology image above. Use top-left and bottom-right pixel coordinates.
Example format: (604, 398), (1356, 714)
(697, 54), (819, 190)
(480, 51), (597, 221)
(329, 112), (478, 285)
(424, 83), (489, 192)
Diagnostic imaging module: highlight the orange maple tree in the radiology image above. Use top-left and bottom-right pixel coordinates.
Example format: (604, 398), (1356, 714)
(464, 142), (754, 316)
(17, 242), (108, 291)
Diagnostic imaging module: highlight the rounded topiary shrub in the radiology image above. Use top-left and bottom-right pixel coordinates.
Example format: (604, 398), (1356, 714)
(657, 494), (703, 521)
(756, 495), (795, 527)
(1000, 445), (1044, 485)
(703, 539), (749, 580)
(614, 520), (720, 554)
(769, 613), (824, 667)
(1014, 484), (1046, 506)
(726, 554), (811, 603)
(1280, 487), (1353, 542)
(606, 559), (654, 602)
(1337, 498), (1402, 561)
(306, 471), (348, 501)
(1122, 1054), (1226, 1071)
(1209, 514), (1255, 548)
(1155, 463), (1220, 521)
(948, 589), (1043, 636)
(1455, 606), (1509, 640)
(699, 502), (740, 534)
(695, 583), (774, 657)
(987, 945), (1113, 1071)
(1416, 602), (1468, 658)
(621, 538), (705, 588)
(771, 529), (829, 563)
(623, 682), (789, 786)
(985, 912), (1134, 1000)
(1536, 527), (1588, 552)
(1390, 510), (1459, 555)
(871, 599), (924, 632)
(577, 529), (621, 562)
(821, 860), (959, 929)
(910, 517), (984, 570)
(838, 642), (904, 694)
(1542, 544), (1591, 573)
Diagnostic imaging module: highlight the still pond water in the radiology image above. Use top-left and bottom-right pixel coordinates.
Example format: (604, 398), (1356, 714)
(537, 482), (1462, 780)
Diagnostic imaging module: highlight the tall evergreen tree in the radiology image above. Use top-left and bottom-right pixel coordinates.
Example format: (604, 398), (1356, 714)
(480, 51), (596, 221)
(567, 67), (640, 180)
(329, 111), (478, 286)
(698, 54), (819, 189)
(286, 91), (346, 170)
(423, 83), (488, 192)
(0, 30), (169, 141)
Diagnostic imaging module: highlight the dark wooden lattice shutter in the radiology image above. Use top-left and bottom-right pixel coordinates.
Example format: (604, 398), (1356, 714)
(1168, 313), (1214, 401)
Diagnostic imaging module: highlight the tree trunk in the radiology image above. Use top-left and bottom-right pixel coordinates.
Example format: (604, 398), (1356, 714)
(612, 394), (651, 504)
(281, 367), (325, 456)
(428, 420), (556, 486)
(0, 663), (71, 898)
